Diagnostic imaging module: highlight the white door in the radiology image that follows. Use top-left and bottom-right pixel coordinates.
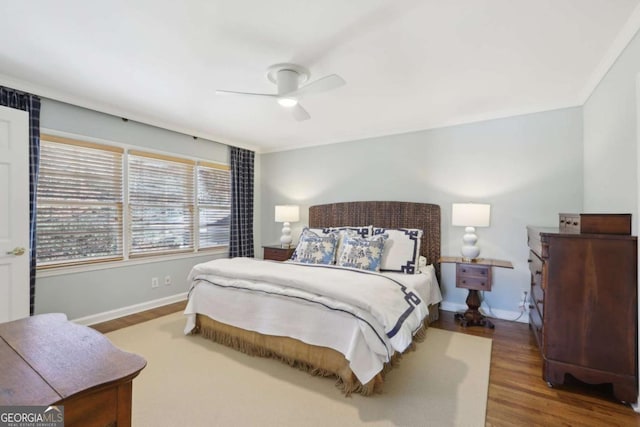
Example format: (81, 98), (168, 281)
(0, 105), (29, 322)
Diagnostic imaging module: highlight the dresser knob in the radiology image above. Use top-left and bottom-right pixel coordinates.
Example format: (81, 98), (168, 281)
(535, 270), (541, 275)
(527, 259), (532, 263)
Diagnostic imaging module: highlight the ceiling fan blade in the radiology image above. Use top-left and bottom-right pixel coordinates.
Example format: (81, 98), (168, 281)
(215, 89), (276, 99)
(291, 103), (310, 121)
(288, 74), (345, 98)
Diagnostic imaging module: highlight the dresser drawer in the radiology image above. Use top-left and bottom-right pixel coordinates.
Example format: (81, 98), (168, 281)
(527, 227), (543, 257)
(456, 275), (491, 290)
(528, 250), (544, 317)
(528, 251), (544, 289)
(530, 278), (544, 317)
(456, 263), (491, 291)
(529, 299), (543, 351)
(457, 263), (489, 278)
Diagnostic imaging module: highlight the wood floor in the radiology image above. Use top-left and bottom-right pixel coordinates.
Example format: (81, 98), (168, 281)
(92, 304), (640, 426)
(431, 312), (640, 427)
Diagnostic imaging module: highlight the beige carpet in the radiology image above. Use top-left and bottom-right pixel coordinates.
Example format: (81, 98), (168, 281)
(107, 312), (491, 427)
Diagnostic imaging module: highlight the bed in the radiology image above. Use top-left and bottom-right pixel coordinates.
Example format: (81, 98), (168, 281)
(184, 201), (442, 395)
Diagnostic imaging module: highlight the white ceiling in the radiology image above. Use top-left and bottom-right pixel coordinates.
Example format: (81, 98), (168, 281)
(1, 1), (640, 153)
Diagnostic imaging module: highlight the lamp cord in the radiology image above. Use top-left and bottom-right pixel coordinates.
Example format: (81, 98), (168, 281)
(480, 291), (526, 322)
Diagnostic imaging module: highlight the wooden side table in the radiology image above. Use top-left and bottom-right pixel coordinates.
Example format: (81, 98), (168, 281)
(263, 244), (295, 261)
(440, 256), (513, 329)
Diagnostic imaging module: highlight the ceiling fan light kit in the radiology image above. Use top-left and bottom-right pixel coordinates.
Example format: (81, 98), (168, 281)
(216, 62), (345, 121)
(277, 97), (298, 108)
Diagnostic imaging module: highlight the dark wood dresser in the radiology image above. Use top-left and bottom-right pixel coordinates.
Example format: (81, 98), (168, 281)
(0, 313), (146, 426)
(526, 226), (637, 402)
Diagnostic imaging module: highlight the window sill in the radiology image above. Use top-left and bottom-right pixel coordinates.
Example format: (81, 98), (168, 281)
(36, 248), (228, 278)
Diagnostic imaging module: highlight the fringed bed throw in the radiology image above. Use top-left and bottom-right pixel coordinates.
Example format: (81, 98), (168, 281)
(192, 312), (431, 396)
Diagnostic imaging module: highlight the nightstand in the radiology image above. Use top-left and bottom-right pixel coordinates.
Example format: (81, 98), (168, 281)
(262, 245), (295, 261)
(439, 256), (513, 328)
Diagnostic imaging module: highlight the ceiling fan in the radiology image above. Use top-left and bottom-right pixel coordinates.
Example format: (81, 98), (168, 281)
(215, 63), (345, 121)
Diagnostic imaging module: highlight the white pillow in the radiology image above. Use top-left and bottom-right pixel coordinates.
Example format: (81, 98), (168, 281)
(372, 227), (423, 274)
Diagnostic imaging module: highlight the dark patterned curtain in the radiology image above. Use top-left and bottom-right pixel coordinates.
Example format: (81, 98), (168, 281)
(229, 146), (255, 257)
(0, 87), (41, 316)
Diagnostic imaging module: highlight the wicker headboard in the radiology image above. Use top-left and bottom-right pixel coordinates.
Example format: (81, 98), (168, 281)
(308, 201), (441, 281)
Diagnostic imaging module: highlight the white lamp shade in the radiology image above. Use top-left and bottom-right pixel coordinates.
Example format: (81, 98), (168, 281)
(451, 203), (491, 227)
(275, 205), (300, 223)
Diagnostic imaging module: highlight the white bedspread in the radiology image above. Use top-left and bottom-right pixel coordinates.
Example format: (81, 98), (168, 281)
(184, 257), (441, 384)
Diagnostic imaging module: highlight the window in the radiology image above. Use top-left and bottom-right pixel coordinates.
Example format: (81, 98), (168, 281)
(197, 162), (231, 248)
(36, 134), (231, 268)
(37, 135), (124, 266)
(128, 151), (195, 256)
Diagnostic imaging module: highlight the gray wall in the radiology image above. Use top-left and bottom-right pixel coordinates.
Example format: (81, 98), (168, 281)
(42, 99), (229, 160)
(260, 107), (584, 317)
(583, 29), (639, 226)
(36, 99), (232, 319)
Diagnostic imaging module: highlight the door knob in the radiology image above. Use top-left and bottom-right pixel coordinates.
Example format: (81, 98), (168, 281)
(6, 247), (26, 256)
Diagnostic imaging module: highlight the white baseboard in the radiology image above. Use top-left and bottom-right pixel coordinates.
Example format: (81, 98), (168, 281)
(440, 300), (529, 324)
(72, 292), (188, 326)
(72, 294), (527, 327)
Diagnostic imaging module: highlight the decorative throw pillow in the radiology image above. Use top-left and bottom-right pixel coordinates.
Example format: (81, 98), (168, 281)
(336, 234), (388, 271)
(373, 227), (423, 274)
(290, 228), (338, 265)
(306, 226), (373, 263)
(307, 226), (372, 238)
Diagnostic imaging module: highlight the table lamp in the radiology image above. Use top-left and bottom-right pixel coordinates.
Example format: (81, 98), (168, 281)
(275, 205), (300, 247)
(452, 203), (491, 261)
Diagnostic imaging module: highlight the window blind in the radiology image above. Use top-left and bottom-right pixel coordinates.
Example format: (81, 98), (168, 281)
(128, 151), (195, 256)
(197, 162), (231, 248)
(36, 136), (124, 266)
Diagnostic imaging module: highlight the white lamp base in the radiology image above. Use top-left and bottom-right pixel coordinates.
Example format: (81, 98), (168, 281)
(461, 226), (480, 261)
(280, 222), (292, 247)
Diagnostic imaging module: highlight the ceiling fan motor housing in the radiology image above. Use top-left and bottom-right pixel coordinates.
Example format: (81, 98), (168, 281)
(266, 63), (309, 96)
(277, 69), (299, 95)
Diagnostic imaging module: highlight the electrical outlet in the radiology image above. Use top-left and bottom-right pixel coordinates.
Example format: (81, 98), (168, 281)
(519, 290), (529, 310)
(164, 275), (172, 286)
(151, 277), (159, 288)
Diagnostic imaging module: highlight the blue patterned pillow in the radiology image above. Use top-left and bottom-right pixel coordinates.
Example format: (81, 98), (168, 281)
(290, 229), (338, 265)
(307, 226), (372, 262)
(336, 234), (388, 271)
